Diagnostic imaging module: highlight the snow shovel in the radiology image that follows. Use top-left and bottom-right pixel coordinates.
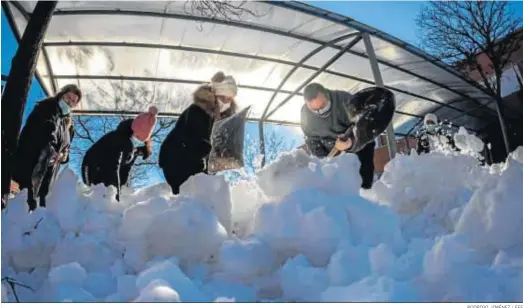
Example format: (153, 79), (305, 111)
(327, 86), (396, 158)
(207, 106), (252, 174)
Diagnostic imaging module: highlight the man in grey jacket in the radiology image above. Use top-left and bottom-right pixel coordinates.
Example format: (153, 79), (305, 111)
(300, 83), (376, 189)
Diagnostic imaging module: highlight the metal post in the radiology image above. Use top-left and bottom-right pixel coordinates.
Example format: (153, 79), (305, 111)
(363, 33), (397, 159)
(258, 121), (266, 167)
(493, 99), (511, 156)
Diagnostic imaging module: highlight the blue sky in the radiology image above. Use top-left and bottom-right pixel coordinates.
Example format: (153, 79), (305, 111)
(308, 1), (523, 48)
(309, 1), (426, 46)
(1, 10), (48, 125)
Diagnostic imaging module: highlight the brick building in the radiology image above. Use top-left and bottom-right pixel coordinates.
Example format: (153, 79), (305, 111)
(455, 28), (523, 163)
(457, 28), (523, 117)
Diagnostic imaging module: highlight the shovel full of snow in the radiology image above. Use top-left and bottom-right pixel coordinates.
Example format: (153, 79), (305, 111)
(327, 86), (396, 158)
(208, 106), (252, 174)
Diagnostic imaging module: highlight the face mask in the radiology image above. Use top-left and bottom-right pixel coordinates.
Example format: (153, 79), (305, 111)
(131, 135), (144, 148)
(425, 123), (437, 133)
(58, 99), (70, 115)
(313, 100), (332, 116)
(218, 99), (231, 113)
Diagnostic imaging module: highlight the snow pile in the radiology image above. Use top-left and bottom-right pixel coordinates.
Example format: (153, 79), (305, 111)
(370, 134), (492, 238)
(454, 127), (485, 158)
(2, 141), (523, 302)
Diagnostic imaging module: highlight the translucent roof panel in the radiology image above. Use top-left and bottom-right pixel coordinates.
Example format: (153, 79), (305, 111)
(6, 0), (504, 134)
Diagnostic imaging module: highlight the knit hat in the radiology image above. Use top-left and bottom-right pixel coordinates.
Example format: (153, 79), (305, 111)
(131, 106), (158, 142)
(424, 113), (438, 125)
(211, 71), (238, 98)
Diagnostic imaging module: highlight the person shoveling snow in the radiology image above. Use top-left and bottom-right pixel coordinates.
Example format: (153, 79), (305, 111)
(159, 71), (240, 195)
(415, 113), (458, 155)
(300, 83), (395, 189)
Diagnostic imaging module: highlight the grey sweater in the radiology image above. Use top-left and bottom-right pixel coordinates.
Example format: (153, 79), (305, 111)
(300, 89), (354, 157)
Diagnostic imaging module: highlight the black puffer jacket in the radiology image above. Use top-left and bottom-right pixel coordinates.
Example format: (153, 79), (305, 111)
(159, 83), (237, 194)
(13, 96), (74, 205)
(81, 119), (148, 200)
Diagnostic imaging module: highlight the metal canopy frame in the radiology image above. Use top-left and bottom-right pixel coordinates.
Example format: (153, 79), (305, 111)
(4, 0), (513, 162)
(265, 35), (364, 120)
(42, 7), (504, 119)
(42, 40), (494, 125)
(51, 74), (301, 96)
(273, 1), (523, 118)
(71, 109), (300, 127)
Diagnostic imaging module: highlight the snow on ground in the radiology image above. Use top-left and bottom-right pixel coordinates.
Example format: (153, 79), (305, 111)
(2, 129), (523, 302)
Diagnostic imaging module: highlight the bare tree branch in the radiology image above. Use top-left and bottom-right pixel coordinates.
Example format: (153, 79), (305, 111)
(182, 0), (272, 31)
(416, 1), (523, 100)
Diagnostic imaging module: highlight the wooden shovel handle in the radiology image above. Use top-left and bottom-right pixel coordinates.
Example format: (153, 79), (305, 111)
(327, 125), (354, 158)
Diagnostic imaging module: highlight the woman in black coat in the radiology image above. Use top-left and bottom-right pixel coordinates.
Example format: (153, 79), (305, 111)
(81, 107), (157, 201)
(12, 84), (82, 210)
(159, 72), (238, 195)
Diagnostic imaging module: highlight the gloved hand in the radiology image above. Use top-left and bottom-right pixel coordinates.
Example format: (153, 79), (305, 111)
(136, 146), (150, 160)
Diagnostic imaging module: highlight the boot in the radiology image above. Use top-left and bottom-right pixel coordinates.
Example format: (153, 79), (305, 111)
(39, 196), (46, 208)
(27, 199), (37, 212)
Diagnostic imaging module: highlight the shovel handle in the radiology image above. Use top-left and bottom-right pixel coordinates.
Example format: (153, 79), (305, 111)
(327, 147), (339, 158)
(327, 125), (354, 158)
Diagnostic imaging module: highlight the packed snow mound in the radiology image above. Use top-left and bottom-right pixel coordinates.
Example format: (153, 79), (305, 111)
(2, 142), (523, 302)
(455, 156), (523, 252)
(454, 127), (485, 158)
(370, 142), (491, 238)
(144, 197), (228, 267)
(256, 149), (362, 199)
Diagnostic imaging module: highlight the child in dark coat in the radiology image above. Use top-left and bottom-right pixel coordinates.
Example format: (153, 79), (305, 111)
(12, 84), (81, 210)
(81, 106), (158, 201)
(159, 71), (238, 195)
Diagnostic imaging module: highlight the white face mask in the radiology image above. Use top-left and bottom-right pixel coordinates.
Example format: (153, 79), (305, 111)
(131, 135), (144, 148)
(425, 123), (438, 133)
(218, 99), (231, 113)
(58, 99), (71, 115)
(313, 100), (332, 116)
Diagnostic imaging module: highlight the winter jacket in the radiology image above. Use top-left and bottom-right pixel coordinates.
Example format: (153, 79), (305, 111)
(81, 119), (148, 200)
(416, 124), (457, 155)
(159, 83), (237, 194)
(300, 89), (354, 157)
(300, 88), (377, 189)
(12, 96), (75, 208)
